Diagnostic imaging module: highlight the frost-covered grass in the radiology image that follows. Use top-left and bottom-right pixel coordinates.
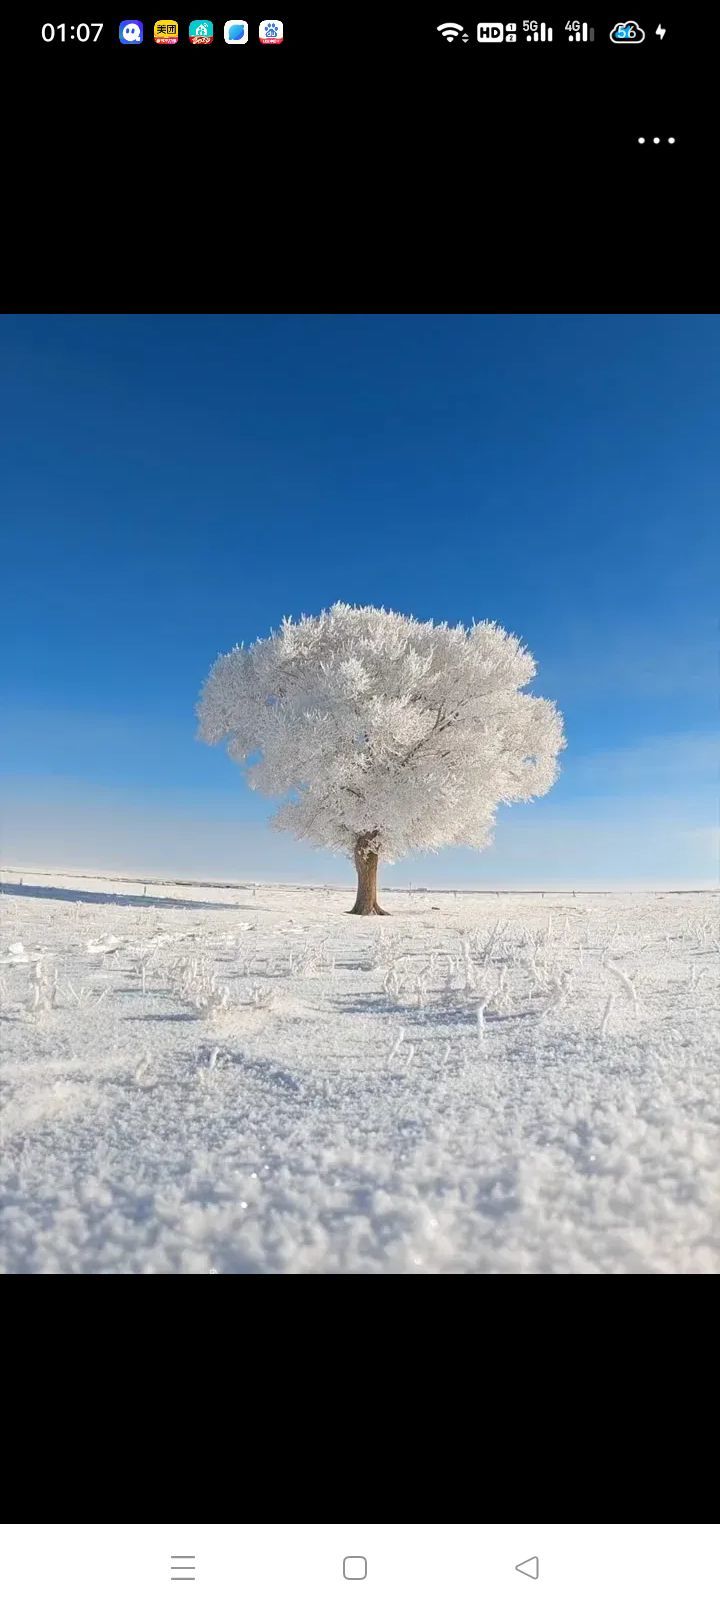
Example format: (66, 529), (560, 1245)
(1, 872), (719, 1273)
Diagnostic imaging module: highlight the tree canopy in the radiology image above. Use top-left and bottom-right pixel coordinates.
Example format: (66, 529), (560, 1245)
(197, 603), (565, 867)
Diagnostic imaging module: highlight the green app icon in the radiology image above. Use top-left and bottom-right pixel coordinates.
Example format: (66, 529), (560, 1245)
(189, 19), (214, 42)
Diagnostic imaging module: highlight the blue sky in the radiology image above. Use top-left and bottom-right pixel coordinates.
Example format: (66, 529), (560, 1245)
(1, 314), (717, 887)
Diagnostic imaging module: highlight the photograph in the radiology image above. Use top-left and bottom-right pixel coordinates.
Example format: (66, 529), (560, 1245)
(1, 312), (717, 1274)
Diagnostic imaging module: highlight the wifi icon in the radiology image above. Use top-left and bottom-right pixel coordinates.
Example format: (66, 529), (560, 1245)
(437, 20), (464, 41)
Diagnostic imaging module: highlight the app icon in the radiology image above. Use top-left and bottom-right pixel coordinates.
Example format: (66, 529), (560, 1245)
(224, 18), (248, 41)
(189, 18), (214, 41)
(119, 18), (143, 41)
(154, 18), (179, 42)
(609, 19), (645, 41)
(259, 18), (283, 42)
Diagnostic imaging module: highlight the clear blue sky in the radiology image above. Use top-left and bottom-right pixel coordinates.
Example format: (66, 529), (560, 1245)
(1, 314), (717, 887)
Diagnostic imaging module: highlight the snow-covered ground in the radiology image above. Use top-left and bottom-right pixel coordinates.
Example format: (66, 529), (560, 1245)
(1, 871), (718, 1273)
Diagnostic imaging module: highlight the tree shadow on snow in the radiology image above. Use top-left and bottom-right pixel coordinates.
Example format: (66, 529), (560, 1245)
(1, 882), (247, 912)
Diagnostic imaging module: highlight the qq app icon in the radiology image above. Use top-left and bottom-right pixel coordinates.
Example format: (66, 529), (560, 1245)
(120, 18), (143, 41)
(224, 18), (248, 42)
(259, 18), (283, 42)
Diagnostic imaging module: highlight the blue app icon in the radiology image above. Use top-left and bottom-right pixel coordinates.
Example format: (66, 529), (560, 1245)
(120, 19), (144, 42)
(224, 19), (248, 42)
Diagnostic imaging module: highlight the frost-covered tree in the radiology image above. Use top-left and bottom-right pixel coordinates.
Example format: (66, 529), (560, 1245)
(197, 603), (565, 915)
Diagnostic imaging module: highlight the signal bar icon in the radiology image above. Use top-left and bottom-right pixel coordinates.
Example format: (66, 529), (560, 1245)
(567, 21), (594, 40)
(525, 20), (553, 41)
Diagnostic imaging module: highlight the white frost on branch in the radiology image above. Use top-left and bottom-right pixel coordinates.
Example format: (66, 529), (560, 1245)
(197, 603), (565, 864)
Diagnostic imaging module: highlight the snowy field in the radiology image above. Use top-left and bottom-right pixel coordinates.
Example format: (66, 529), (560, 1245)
(1, 871), (718, 1274)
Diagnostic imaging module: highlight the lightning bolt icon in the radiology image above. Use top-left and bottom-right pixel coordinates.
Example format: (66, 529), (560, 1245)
(656, 23), (666, 37)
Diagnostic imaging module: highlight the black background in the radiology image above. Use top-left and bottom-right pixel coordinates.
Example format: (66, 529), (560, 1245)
(2, 1), (716, 1527)
(9, 4), (713, 309)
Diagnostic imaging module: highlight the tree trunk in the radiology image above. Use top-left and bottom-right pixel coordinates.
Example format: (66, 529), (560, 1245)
(349, 832), (389, 915)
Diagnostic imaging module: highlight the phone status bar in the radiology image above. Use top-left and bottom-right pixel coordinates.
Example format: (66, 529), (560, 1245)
(35, 13), (680, 60)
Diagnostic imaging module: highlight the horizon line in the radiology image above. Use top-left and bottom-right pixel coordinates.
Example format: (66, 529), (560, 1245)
(2, 867), (718, 896)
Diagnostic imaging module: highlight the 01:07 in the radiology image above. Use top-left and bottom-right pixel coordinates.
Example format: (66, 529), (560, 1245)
(41, 22), (104, 42)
